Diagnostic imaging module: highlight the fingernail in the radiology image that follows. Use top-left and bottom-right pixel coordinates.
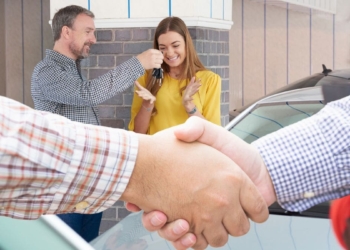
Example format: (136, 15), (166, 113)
(150, 215), (163, 226)
(180, 235), (195, 247)
(173, 220), (187, 235)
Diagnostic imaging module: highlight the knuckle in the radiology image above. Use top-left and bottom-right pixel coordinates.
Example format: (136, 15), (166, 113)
(234, 218), (250, 236)
(192, 241), (208, 250)
(250, 199), (268, 223)
(208, 234), (228, 247)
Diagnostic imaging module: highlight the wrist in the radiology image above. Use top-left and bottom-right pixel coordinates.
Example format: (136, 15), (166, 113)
(186, 106), (197, 115)
(142, 101), (154, 109)
(143, 100), (153, 106)
(183, 102), (195, 113)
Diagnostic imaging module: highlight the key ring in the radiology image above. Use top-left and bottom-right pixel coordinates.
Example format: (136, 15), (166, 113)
(152, 68), (163, 86)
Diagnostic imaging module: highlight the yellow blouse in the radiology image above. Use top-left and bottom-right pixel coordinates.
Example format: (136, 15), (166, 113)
(129, 70), (221, 135)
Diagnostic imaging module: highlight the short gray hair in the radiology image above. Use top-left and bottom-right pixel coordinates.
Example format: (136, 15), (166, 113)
(52, 5), (94, 41)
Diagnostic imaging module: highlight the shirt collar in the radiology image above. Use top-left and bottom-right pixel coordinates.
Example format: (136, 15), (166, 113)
(45, 49), (78, 66)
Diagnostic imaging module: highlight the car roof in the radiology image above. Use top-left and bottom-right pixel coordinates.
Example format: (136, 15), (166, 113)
(253, 86), (323, 104)
(327, 68), (350, 79)
(229, 67), (350, 120)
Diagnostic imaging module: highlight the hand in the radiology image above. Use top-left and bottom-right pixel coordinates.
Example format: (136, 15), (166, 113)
(121, 126), (269, 249)
(174, 116), (276, 206)
(137, 117), (276, 249)
(134, 81), (156, 104)
(182, 77), (201, 108)
(125, 204), (196, 249)
(136, 49), (163, 70)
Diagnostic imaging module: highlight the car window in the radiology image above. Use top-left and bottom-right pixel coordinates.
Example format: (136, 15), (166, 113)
(229, 101), (324, 143)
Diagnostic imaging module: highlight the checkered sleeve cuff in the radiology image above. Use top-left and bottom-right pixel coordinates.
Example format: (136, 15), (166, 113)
(252, 96), (350, 212)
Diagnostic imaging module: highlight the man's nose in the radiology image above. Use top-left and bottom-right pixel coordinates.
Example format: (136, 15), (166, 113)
(90, 33), (97, 44)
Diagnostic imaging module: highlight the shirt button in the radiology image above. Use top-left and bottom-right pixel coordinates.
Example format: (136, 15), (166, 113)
(75, 201), (89, 211)
(303, 192), (315, 198)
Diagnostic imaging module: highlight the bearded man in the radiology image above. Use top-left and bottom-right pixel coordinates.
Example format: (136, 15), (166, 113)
(31, 5), (163, 242)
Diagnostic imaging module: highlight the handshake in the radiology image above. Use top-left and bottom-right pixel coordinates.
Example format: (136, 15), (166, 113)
(121, 116), (277, 250)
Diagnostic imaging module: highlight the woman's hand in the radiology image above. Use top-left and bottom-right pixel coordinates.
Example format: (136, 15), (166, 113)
(182, 77), (201, 104)
(135, 81), (156, 104)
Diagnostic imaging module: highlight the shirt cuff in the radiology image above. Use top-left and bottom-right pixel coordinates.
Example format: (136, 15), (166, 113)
(47, 124), (138, 214)
(252, 98), (350, 212)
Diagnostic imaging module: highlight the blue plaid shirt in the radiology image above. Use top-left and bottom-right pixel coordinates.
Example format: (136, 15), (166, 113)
(31, 49), (144, 125)
(253, 95), (350, 212)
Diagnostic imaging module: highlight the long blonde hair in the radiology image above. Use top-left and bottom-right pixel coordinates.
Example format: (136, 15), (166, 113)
(145, 17), (206, 103)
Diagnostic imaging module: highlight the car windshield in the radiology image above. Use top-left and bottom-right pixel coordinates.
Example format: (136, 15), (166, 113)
(229, 101), (325, 143)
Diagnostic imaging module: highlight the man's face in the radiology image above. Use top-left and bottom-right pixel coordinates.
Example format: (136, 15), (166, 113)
(68, 13), (96, 59)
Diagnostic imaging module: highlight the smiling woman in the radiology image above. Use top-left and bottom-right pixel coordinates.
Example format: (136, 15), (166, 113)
(129, 16), (222, 135)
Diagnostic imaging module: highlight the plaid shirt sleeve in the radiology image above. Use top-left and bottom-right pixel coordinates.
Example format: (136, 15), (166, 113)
(0, 96), (138, 219)
(32, 55), (144, 107)
(252, 95), (350, 212)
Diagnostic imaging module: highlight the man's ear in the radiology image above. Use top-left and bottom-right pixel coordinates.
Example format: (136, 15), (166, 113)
(61, 26), (71, 40)
(343, 218), (350, 250)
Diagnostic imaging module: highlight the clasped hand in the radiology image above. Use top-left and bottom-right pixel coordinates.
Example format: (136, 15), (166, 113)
(124, 117), (274, 249)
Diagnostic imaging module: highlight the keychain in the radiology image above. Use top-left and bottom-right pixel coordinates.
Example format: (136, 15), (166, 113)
(152, 68), (163, 86)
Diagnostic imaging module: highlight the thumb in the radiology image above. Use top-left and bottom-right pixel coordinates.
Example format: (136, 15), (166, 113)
(173, 116), (205, 142)
(174, 116), (223, 146)
(174, 116), (238, 155)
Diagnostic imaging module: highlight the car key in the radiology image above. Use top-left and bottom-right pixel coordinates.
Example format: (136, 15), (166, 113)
(152, 68), (163, 86)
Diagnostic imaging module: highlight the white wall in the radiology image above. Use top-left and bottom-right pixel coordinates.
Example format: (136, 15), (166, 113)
(50, 0), (233, 29)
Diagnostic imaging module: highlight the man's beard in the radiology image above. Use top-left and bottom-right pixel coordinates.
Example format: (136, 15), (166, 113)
(69, 42), (90, 59)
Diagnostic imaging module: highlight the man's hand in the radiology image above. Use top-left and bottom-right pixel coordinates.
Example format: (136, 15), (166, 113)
(135, 117), (277, 249)
(136, 49), (163, 70)
(174, 117), (276, 206)
(121, 124), (269, 249)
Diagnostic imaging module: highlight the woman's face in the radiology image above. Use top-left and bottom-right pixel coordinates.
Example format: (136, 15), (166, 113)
(158, 31), (186, 70)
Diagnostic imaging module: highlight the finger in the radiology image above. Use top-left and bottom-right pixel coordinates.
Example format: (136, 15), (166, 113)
(190, 233), (209, 250)
(173, 116), (206, 142)
(202, 224), (229, 248)
(190, 76), (196, 84)
(240, 177), (269, 223)
(174, 117), (241, 155)
(125, 202), (141, 212)
(223, 208), (250, 237)
(157, 219), (190, 241)
(170, 233), (197, 250)
(141, 211), (168, 231)
(222, 204), (251, 237)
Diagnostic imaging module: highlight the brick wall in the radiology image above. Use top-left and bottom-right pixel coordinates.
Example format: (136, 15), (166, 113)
(81, 27), (230, 234)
